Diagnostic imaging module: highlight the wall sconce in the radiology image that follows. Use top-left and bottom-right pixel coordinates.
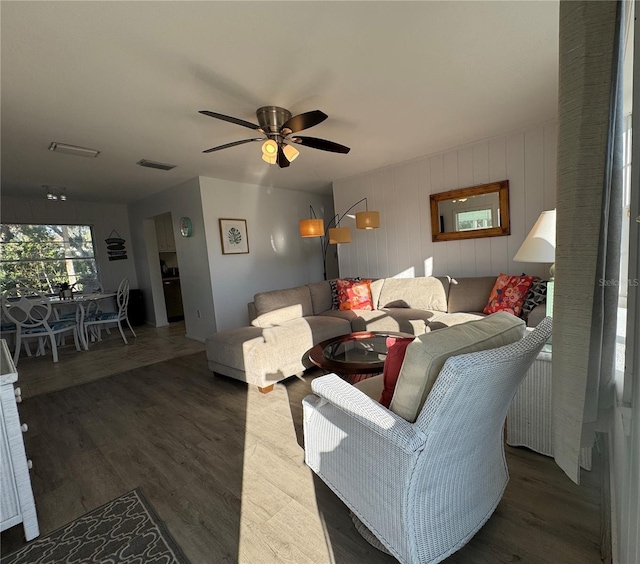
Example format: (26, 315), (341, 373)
(299, 197), (380, 279)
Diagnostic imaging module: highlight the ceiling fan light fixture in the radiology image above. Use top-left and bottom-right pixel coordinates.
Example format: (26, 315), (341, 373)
(200, 107), (350, 169)
(43, 185), (67, 201)
(262, 139), (278, 156)
(328, 226), (351, 244)
(356, 211), (380, 229)
(299, 218), (325, 238)
(283, 144), (299, 162)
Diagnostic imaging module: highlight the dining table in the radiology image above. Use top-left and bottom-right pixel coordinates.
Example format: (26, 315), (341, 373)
(49, 292), (117, 350)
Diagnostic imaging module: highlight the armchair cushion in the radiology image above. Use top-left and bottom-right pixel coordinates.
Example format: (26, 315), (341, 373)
(380, 336), (414, 407)
(390, 312), (526, 422)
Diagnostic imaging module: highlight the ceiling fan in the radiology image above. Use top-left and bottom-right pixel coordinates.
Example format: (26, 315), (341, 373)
(199, 106), (350, 168)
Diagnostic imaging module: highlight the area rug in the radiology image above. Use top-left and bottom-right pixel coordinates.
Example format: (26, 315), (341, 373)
(1, 489), (189, 564)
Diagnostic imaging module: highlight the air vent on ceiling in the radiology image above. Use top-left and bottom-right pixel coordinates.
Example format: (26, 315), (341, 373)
(137, 159), (176, 171)
(49, 142), (100, 158)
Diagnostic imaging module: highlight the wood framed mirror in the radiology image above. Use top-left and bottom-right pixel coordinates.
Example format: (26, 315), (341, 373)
(429, 180), (510, 242)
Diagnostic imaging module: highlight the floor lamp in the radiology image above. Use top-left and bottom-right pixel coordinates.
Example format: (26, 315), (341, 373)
(299, 198), (380, 280)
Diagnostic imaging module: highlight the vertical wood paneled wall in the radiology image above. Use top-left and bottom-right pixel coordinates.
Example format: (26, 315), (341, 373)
(333, 121), (557, 280)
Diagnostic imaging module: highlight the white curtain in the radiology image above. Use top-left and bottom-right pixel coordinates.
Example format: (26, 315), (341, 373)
(553, 0), (624, 484)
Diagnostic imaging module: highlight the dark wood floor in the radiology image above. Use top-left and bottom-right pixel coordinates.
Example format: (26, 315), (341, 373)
(2, 351), (603, 563)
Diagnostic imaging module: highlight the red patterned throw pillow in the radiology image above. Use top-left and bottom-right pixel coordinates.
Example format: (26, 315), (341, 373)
(379, 337), (414, 408)
(337, 278), (373, 310)
(483, 273), (535, 316)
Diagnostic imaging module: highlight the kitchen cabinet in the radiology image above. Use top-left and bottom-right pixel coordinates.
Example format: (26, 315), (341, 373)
(0, 339), (39, 541)
(155, 213), (176, 252)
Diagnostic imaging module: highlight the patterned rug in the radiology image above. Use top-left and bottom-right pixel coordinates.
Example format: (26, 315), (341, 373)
(1, 489), (189, 564)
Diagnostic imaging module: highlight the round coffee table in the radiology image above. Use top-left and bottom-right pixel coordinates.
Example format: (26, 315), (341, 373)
(307, 331), (415, 384)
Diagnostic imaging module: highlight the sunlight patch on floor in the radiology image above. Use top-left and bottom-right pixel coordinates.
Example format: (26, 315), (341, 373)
(239, 384), (335, 564)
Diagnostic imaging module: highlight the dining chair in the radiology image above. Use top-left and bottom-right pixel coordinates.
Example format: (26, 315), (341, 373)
(55, 277), (104, 324)
(83, 278), (136, 345)
(1, 287), (82, 364)
(0, 316), (17, 355)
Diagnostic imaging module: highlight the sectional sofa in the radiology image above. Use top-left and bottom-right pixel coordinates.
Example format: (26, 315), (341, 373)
(205, 275), (545, 393)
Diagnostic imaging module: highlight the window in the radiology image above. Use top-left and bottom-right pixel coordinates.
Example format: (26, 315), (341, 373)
(0, 224), (98, 292)
(455, 208), (494, 231)
(619, 113), (633, 302)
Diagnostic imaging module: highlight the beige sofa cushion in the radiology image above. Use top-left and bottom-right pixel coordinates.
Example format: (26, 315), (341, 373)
(447, 276), (497, 313)
(427, 311), (485, 330)
(390, 312), (525, 422)
(350, 308), (435, 335)
(306, 281), (333, 314)
(254, 285), (313, 317)
(377, 276), (450, 311)
(251, 304), (304, 328)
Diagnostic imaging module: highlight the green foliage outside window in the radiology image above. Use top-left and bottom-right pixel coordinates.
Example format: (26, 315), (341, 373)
(0, 224), (98, 293)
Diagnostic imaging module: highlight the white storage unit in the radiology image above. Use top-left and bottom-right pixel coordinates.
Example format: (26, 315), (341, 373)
(0, 339), (39, 541)
(506, 342), (592, 470)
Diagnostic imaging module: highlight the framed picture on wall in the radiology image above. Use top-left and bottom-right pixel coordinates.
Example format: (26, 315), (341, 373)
(219, 218), (249, 254)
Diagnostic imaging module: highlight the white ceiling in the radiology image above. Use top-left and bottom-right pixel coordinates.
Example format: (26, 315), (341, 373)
(1, 1), (560, 204)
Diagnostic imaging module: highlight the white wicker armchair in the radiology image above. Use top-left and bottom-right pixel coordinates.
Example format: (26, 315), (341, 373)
(303, 317), (553, 564)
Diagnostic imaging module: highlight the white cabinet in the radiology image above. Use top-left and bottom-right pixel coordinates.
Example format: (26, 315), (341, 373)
(155, 213), (176, 252)
(0, 339), (39, 541)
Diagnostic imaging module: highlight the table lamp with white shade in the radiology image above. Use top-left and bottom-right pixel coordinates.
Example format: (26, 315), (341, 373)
(513, 209), (556, 317)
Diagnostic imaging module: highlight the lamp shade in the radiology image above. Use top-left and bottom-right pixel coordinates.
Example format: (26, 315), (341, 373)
(513, 209), (556, 263)
(299, 218), (324, 237)
(262, 139), (278, 164)
(262, 139), (277, 156)
(283, 144), (299, 162)
(328, 226), (351, 244)
(355, 210), (380, 229)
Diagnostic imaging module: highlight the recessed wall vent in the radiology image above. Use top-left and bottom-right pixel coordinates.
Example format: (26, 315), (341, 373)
(49, 142), (100, 158)
(137, 159), (176, 171)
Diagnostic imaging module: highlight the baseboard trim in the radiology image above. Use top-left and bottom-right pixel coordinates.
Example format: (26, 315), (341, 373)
(185, 334), (205, 343)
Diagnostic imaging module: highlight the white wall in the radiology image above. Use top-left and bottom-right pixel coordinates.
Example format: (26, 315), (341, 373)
(0, 195), (138, 292)
(199, 177), (334, 331)
(333, 121), (557, 281)
(128, 177), (215, 342)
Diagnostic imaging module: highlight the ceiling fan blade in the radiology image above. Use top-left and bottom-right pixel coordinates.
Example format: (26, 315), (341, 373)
(292, 136), (351, 154)
(277, 145), (290, 168)
(202, 138), (262, 153)
(281, 110), (328, 134)
(199, 110), (260, 130)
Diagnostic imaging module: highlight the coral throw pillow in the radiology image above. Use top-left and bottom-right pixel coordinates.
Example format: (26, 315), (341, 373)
(337, 279), (373, 310)
(380, 337), (414, 408)
(483, 273), (535, 316)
